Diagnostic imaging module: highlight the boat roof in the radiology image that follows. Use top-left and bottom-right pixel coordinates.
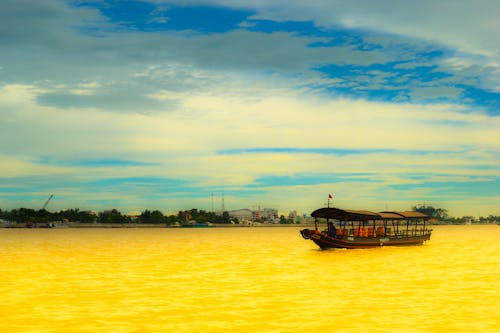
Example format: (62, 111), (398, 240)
(311, 207), (429, 221)
(380, 211), (429, 219)
(378, 212), (405, 219)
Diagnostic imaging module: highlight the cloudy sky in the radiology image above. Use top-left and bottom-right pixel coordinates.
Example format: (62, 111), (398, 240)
(1, 0), (498, 216)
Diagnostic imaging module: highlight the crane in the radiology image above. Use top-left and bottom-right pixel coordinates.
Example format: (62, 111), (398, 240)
(42, 194), (54, 210)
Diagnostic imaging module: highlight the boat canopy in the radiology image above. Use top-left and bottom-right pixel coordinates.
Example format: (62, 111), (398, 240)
(381, 211), (429, 219)
(311, 207), (429, 221)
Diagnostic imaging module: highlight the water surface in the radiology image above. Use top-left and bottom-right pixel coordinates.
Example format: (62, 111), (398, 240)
(1, 225), (498, 332)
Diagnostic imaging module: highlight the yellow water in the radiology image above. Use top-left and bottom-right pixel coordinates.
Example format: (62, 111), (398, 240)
(1, 226), (499, 333)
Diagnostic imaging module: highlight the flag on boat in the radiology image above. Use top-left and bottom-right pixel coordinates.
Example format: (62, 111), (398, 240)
(328, 194), (333, 199)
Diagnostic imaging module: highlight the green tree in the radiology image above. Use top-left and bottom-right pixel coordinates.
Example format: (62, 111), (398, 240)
(10, 208), (36, 224)
(220, 211), (230, 224)
(78, 210), (97, 223)
(150, 210), (166, 224)
(166, 214), (179, 225)
(98, 209), (129, 224)
(413, 204), (448, 220)
(138, 210), (165, 224)
(139, 210), (152, 223)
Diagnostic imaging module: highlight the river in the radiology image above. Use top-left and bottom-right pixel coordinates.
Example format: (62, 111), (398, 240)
(1, 225), (498, 332)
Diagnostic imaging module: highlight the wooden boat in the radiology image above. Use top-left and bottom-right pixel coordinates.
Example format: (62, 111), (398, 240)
(300, 207), (431, 249)
(181, 222), (214, 228)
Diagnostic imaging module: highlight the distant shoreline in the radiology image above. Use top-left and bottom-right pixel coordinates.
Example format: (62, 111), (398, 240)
(1, 223), (316, 229)
(2, 223), (497, 229)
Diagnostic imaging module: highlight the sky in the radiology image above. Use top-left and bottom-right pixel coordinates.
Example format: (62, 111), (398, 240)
(0, 0), (499, 217)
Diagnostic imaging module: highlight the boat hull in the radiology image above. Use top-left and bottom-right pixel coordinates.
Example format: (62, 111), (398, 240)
(301, 229), (431, 250)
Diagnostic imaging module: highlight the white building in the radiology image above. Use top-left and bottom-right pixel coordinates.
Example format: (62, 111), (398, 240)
(228, 209), (253, 222)
(260, 208), (279, 221)
(228, 208), (279, 223)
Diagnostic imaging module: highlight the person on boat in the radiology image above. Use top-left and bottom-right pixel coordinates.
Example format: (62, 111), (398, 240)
(328, 222), (336, 237)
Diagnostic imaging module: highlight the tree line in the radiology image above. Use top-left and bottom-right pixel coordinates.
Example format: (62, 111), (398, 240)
(413, 204), (499, 224)
(1, 205), (498, 226)
(0, 208), (238, 226)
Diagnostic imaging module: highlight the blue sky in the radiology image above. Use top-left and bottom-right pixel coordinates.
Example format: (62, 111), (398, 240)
(0, 0), (498, 216)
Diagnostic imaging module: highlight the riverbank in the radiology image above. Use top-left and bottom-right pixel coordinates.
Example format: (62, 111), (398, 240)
(1, 222), (316, 228)
(3, 222), (496, 228)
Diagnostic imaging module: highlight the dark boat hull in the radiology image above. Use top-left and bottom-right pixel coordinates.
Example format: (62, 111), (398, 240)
(301, 229), (431, 250)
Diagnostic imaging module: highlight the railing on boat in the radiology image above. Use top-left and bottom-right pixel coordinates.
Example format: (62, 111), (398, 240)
(313, 208), (432, 239)
(325, 227), (432, 238)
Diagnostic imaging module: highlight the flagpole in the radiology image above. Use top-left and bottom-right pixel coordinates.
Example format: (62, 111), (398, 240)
(327, 194), (333, 208)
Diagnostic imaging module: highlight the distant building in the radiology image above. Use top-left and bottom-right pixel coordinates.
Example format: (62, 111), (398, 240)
(228, 207), (279, 223)
(260, 208), (279, 222)
(128, 215), (140, 222)
(228, 209), (253, 222)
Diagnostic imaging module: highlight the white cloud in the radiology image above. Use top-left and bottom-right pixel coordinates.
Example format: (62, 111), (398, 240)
(158, 0), (499, 91)
(189, 0), (499, 58)
(2, 83), (498, 181)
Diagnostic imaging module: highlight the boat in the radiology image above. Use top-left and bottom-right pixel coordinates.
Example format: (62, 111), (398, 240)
(300, 207), (432, 249)
(181, 222), (214, 228)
